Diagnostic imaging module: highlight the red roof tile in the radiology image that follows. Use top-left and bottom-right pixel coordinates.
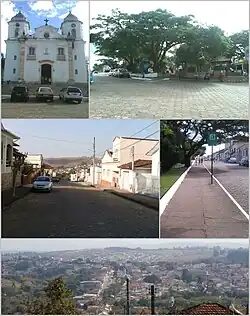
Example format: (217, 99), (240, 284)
(179, 303), (236, 315)
(118, 159), (152, 170)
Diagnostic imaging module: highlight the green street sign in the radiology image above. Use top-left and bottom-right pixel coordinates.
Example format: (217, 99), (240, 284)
(208, 133), (217, 146)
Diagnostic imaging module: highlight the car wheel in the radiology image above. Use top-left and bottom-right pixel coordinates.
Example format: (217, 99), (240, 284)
(77, 100), (81, 104)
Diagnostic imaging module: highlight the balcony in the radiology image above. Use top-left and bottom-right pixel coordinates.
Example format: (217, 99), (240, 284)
(57, 55), (66, 61)
(27, 55), (36, 60)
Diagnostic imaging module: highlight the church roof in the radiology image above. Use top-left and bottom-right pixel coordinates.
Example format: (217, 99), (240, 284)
(10, 11), (27, 22)
(63, 11), (79, 22)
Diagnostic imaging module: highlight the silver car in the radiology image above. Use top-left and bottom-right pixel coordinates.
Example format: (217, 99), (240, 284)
(59, 86), (83, 103)
(36, 87), (54, 102)
(32, 176), (53, 192)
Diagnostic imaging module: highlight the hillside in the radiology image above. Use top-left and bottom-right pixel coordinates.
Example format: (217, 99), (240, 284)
(44, 156), (101, 167)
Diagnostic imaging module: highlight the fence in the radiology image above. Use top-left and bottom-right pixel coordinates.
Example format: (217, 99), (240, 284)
(135, 173), (159, 197)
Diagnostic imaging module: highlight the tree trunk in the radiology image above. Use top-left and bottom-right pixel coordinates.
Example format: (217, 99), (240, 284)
(184, 155), (191, 168)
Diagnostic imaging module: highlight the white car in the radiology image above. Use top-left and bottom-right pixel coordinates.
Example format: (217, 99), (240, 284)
(36, 87), (54, 102)
(32, 176), (53, 192)
(59, 86), (83, 103)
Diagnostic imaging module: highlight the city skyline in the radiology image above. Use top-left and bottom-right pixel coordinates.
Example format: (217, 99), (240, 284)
(1, 238), (248, 252)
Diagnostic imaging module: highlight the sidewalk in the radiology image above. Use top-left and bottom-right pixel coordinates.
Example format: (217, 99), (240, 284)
(95, 186), (159, 210)
(2, 186), (32, 209)
(160, 165), (249, 238)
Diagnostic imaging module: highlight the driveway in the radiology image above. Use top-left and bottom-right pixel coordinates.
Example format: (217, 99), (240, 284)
(2, 181), (158, 238)
(90, 75), (248, 119)
(1, 96), (89, 118)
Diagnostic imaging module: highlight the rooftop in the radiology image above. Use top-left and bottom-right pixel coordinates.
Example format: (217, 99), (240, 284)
(118, 159), (152, 170)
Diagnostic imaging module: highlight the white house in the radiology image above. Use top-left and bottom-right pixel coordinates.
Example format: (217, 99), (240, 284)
(86, 165), (102, 185)
(25, 154), (43, 169)
(101, 136), (158, 189)
(4, 11), (87, 84)
(146, 141), (160, 176)
(1, 123), (21, 190)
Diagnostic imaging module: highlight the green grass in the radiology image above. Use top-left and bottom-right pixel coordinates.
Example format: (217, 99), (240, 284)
(160, 167), (187, 197)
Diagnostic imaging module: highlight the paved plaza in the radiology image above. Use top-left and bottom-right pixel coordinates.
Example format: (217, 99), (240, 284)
(90, 75), (248, 119)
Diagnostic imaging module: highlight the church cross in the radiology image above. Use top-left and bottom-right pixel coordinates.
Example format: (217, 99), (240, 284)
(44, 18), (49, 25)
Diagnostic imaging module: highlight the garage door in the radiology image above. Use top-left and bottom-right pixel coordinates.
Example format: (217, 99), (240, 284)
(122, 171), (130, 191)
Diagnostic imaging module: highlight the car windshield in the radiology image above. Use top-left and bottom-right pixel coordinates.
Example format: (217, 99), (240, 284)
(35, 176), (50, 182)
(13, 86), (26, 92)
(39, 87), (52, 92)
(67, 87), (81, 93)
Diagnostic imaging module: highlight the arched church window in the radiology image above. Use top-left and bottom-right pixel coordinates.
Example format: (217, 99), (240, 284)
(44, 32), (50, 38)
(15, 23), (20, 27)
(71, 29), (76, 38)
(71, 23), (76, 27)
(15, 28), (19, 37)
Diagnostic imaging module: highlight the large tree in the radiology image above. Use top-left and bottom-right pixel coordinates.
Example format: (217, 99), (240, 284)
(226, 30), (249, 60)
(25, 277), (78, 315)
(161, 120), (249, 172)
(90, 9), (194, 72)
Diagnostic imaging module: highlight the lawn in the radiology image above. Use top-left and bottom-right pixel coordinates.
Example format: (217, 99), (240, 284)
(160, 167), (186, 197)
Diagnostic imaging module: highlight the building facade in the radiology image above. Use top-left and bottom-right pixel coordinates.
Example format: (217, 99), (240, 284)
(4, 11), (87, 84)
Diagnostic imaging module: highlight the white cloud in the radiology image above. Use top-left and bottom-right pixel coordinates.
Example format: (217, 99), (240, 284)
(1, 0), (18, 54)
(28, 0), (54, 11)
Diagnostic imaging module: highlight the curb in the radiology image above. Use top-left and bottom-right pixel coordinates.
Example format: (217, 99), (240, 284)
(103, 189), (159, 211)
(2, 187), (32, 209)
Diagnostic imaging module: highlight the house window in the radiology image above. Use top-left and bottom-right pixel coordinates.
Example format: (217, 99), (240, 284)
(44, 48), (49, 55)
(71, 29), (76, 38)
(13, 68), (16, 74)
(58, 48), (64, 55)
(14, 55), (17, 60)
(74, 55), (77, 60)
(75, 69), (78, 74)
(29, 47), (35, 55)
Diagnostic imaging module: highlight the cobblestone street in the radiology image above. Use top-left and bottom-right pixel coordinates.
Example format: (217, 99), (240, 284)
(90, 75), (248, 119)
(2, 181), (158, 238)
(1, 97), (89, 118)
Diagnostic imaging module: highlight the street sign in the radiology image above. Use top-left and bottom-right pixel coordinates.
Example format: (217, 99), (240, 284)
(207, 133), (217, 146)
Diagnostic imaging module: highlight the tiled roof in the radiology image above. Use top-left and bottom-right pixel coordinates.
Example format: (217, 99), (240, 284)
(11, 11), (27, 21)
(178, 303), (236, 315)
(118, 159), (152, 169)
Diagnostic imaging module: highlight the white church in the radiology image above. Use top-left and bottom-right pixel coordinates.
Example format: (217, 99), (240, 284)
(4, 11), (88, 84)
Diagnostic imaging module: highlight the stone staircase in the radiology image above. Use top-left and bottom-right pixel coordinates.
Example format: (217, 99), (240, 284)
(1, 82), (89, 96)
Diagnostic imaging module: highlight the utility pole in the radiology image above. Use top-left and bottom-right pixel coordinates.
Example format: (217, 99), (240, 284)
(211, 144), (214, 184)
(131, 146), (135, 193)
(126, 277), (130, 315)
(93, 137), (96, 186)
(150, 285), (155, 315)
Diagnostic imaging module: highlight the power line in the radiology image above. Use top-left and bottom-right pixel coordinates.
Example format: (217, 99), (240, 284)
(20, 134), (92, 145)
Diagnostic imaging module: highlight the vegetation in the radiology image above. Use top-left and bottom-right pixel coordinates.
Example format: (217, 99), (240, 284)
(90, 9), (249, 72)
(160, 120), (249, 173)
(160, 167), (186, 196)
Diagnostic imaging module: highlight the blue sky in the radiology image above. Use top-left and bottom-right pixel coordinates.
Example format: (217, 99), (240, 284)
(1, 238), (248, 252)
(90, 1), (249, 67)
(2, 119), (159, 158)
(1, 0), (89, 56)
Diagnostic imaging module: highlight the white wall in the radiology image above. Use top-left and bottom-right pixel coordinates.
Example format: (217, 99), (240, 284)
(120, 169), (151, 192)
(1, 133), (14, 174)
(151, 149), (160, 176)
(73, 41), (87, 83)
(25, 154), (43, 168)
(4, 41), (20, 81)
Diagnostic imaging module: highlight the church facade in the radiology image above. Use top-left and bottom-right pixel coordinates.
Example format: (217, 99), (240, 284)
(4, 11), (88, 84)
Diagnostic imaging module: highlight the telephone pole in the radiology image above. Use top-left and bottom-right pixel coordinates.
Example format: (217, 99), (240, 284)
(93, 137), (96, 186)
(150, 285), (155, 315)
(131, 146), (135, 193)
(126, 277), (130, 315)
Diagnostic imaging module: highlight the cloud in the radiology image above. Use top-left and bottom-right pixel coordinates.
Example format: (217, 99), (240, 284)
(1, 0), (18, 54)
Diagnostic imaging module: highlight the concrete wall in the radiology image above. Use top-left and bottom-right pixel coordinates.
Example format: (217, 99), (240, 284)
(1, 171), (21, 191)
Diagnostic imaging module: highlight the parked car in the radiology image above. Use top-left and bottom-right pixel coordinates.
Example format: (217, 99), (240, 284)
(10, 85), (30, 102)
(36, 87), (54, 102)
(52, 176), (60, 182)
(239, 157), (249, 167)
(227, 157), (237, 164)
(59, 86), (83, 103)
(32, 176), (53, 192)
(113, 68), (131, 78)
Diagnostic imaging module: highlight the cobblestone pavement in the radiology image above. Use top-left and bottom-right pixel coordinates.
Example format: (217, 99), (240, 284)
(2, 181), (158, 238)
(1, 97), (89, 118)
(89, 76), (248, 119)
(204, 161), (249, 213)
(160, 165), (248, 238)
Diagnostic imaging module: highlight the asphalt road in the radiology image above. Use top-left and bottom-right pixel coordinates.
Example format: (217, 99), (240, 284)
(204, 161), (249, 214)
(89, 74), (248, 119)
(2, 181), (158, 238)
(1, 96), (89, 118)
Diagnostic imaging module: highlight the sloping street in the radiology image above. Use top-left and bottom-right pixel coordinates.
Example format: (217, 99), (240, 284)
(160, 163), (249, 238)
(89, 75), (248, 119)
(2, 180), (158, 238)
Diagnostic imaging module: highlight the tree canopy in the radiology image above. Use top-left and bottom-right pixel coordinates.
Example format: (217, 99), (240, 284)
(161, 120), (249, 173)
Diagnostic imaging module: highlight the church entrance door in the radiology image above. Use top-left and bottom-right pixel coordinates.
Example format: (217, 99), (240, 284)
(41, 64), (52, 84)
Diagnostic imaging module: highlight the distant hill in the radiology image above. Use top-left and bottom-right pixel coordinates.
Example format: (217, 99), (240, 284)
(44, 156), (101, 167)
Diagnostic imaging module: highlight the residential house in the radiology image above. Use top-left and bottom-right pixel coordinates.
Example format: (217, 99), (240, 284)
(101, 136), (158, 191)
(1, 123), (22, 190)
(42, 163), (54, 176)
(86, 165), (102, 185)
(25, 154), (43, 169)
(146, 141), (160, 176)
(224, 140), (248, 162)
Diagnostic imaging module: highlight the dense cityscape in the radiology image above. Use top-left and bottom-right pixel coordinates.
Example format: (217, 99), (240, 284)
(2, 246), (249, 315)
